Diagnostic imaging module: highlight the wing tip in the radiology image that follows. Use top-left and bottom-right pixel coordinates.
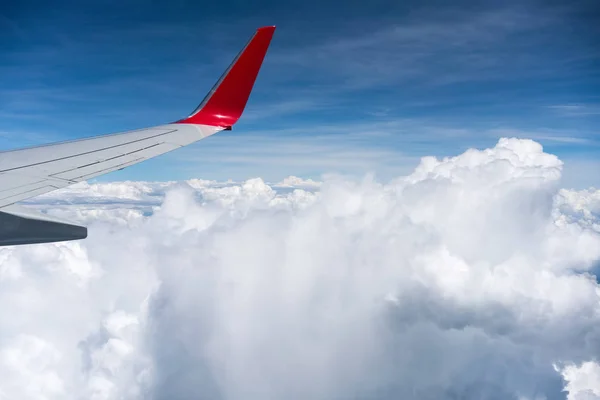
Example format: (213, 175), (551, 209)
(176, 26), (276, 128)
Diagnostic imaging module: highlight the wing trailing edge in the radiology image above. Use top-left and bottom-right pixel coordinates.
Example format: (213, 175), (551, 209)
(176, 26), (276, 128)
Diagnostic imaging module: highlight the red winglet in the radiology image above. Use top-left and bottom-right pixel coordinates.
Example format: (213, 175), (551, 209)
(176, 26), (276, 128)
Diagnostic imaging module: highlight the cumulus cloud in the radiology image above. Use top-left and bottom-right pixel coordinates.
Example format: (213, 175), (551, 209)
(275, 175), (322, 189)
(556, 362), (600, 400)
(1, 138), (599, 399)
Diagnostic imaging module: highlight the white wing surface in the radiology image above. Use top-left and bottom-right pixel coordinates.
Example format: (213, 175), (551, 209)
(0, 124), (221, 208)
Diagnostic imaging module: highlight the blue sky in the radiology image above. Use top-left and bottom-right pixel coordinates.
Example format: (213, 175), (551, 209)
(1, 0), (599, 188)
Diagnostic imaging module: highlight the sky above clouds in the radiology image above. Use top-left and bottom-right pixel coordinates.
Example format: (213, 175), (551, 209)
(0, 0), (599, 187)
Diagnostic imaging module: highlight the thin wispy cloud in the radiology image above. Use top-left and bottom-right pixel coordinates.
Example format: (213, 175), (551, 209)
(485, 128), (599, 145)
(266, 6), (583, 90)
(548, 104), (600, 117)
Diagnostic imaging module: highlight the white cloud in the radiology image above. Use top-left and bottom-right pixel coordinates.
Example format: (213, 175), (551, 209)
(0, 335), (65, 399)
(557, 362), (600, 400)
(275, 175), (322, 189)
(1, 138), (599, 399)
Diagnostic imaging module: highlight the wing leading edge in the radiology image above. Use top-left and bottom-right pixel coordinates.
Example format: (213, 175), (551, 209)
(0, 26), (276, 245)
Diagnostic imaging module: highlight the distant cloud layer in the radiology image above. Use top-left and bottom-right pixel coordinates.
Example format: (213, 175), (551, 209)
(1, 138), (599, 399)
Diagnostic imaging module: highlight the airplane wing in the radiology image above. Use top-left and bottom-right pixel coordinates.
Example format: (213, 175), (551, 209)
(0, 26), (276, 246)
